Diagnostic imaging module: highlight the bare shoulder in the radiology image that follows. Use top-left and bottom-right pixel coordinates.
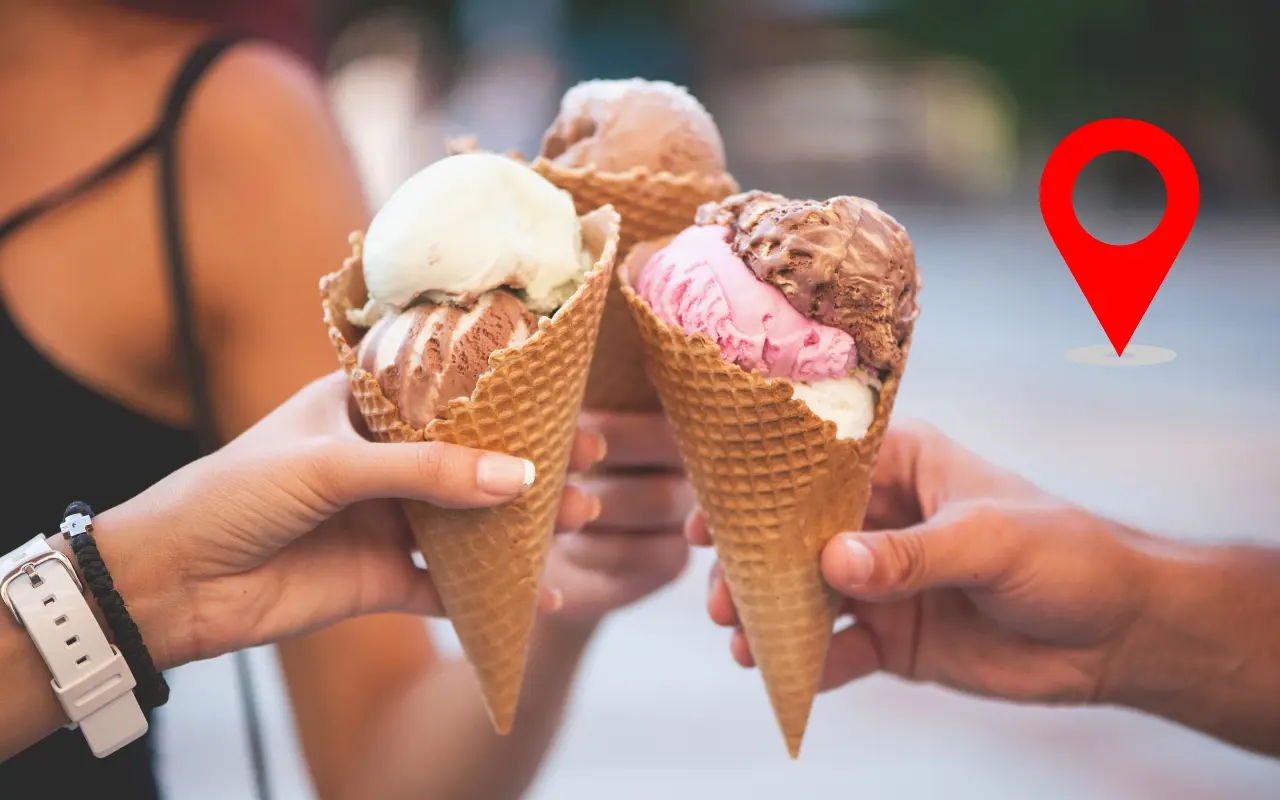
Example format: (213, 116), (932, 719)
(174, 41), (370, 304)
(186, 41), (339, 157)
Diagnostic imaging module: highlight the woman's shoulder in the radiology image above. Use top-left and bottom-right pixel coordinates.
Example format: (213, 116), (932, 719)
(179, 38), (367, 236)
(186, 40), (335, 150)
(176, 38), (369, 308)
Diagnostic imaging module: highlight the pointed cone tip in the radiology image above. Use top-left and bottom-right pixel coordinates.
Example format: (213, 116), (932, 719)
(785, 734), (803, 760)
(483, 695), (516, 736)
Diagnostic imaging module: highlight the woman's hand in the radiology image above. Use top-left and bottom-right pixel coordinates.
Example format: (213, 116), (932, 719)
(97, 372), (604, 668)
(540, 411), (693, 625)
(690, 420), (1154, 705)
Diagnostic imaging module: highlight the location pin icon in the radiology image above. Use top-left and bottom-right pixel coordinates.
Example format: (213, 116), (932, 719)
(1040, 119), (1200, 356)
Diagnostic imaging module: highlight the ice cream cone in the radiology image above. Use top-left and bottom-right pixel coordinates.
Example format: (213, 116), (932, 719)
(617, 239), (910, 758)
(528, 159), (738, 412)
(320, 206), (621, 734)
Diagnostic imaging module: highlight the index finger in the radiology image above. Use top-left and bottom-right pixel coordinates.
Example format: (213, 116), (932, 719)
(869, 419), (1033, 524)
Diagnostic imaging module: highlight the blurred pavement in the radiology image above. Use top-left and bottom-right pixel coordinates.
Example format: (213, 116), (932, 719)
(156, 206), (1280, 799)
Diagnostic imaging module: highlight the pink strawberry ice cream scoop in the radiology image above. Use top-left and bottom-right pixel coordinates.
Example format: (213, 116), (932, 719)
(634, 225), (859, 382)
(698, 191), (918, 374)
(633, 190), (920, 440)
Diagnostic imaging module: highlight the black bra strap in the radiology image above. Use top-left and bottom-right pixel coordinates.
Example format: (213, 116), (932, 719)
(150, 34), (276, 800)
(0, 33), (247, 456)
(0, 128), (161, 243)
(155, 34), (249, 455)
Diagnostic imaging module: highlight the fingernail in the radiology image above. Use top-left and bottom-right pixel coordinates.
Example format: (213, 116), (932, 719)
(585, 493), (602, 524)
(548, 588), (565, 612)
(840, 536), (875, 587)
(592, 432), (608, 464)
(477, 454), (536, 496)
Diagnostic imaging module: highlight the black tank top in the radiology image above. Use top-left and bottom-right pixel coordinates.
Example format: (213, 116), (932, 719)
(0, 35), (246, 798)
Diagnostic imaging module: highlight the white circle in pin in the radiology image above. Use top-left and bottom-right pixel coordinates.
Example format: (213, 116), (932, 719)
(1065, 344), (1177, 366)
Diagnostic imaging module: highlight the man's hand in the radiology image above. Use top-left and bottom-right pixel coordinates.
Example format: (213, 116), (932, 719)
(692, 419), (1280, 755)
(689, 420), (1151, 703)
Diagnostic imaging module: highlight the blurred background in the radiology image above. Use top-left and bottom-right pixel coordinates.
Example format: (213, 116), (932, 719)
(159, 0), (1280, 797)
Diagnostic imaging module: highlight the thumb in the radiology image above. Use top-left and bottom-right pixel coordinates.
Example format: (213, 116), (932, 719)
(319, 439), (536, 509)
(821, 501), (1020, 601)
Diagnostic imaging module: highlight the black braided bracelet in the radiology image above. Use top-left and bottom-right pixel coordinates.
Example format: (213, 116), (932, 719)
(60, 501), (170, 710)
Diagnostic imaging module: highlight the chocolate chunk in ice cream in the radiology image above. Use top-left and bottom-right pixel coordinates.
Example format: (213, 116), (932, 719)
(356, 290), (537, 428)
(697, 191), (920, 373)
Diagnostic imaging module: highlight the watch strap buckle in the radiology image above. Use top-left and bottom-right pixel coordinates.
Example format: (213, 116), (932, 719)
(1, 545), (84, 627)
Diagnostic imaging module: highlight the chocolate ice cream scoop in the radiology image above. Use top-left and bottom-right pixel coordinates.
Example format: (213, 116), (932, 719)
(356, 290), (536, 428)
(541, 78), (726, 176)
(696, 191), (920, 373)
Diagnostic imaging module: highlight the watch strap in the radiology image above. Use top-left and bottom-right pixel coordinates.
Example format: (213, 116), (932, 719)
(1, 534), (147, 757)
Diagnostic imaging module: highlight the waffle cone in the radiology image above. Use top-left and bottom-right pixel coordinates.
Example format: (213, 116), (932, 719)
(319, 206), (621, 733)
(618, 240), (909, 758)
(529, 159), (739, 412)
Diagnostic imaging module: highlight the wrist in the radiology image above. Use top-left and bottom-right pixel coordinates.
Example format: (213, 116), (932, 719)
(49, 507), (193, 671)
(1098, 532), (1241, 713)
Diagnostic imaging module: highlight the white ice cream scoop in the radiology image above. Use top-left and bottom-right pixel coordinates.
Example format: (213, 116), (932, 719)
(355, 152), (591, 323)
(790, 377), (878, 440)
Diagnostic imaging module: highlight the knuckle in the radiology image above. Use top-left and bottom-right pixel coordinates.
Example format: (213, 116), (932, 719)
(298, 438), (347, 501)
(881, 531), (929, 589)
(893, 417), (939, 441)
(963, 497), (1008, 532)
(959, 498), (1020, 579)
(414, 441), (453, 485)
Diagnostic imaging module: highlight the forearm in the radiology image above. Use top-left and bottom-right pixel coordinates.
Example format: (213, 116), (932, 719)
(1104, 534), (1280, 754)
(340, 616), (598, 800)
(0, 512), (183, 761)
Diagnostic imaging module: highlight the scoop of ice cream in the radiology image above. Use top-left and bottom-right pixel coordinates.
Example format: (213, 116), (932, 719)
(636, 225), (878, 438)
(789, 378), (877, 440)
(356, 290), (536, 428)
(356, 152), (591, 323)
(541, 78), (726, 176)
(697, 191), (919, 373)
(635, 225), (861, 383)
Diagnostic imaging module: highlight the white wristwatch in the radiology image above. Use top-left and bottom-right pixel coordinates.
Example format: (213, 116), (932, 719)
(1, 534), (147, 757)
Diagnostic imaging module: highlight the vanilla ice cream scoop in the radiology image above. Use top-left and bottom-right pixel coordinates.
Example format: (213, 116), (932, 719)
(354, 152), (592, 324)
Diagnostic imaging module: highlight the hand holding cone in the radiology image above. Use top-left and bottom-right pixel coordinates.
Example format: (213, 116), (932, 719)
(321, 206), (621, 733)
(322, 76), (920, 757)
(617, 188), (918, 757)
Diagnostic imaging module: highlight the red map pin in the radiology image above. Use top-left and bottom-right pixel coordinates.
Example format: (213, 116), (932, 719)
(1040, 118), (1199, 356)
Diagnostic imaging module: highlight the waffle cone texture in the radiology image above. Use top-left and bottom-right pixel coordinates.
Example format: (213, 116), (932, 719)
(444, 136), (737, 411)
(529, 159), (739, 412)
(320, 206), (621, 734)
(618, 240), (910, 758)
